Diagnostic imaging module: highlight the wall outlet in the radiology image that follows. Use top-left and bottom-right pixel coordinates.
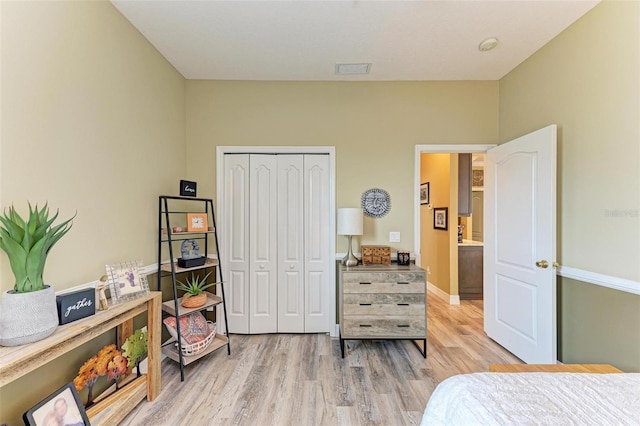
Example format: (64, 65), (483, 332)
(426, 266), (431, 274)
(389, 231), (400, 243)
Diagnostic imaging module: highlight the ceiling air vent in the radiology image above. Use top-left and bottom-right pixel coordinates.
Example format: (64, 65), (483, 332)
(335, 63), (371, 75)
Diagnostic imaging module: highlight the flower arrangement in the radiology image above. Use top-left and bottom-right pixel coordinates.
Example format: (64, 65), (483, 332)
(73, 344), (123, 406)
(73, 329), (147, 406)
(122, 328), (148, 377)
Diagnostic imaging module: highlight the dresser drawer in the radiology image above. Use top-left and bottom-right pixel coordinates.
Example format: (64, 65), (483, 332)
(343, 293), (425, 316)
(342, 272), (425, 294)
(342, 316), (426, 338)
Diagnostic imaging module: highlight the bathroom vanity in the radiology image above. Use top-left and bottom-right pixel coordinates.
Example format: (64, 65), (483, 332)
(458, 240), (483, 300)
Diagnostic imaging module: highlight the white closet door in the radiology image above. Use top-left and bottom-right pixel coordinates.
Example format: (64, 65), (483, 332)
(277, 155), (305, 332)
(304, 155), (331, 332)
(223, 154), (250, 334)
(249, 155), (278, 333)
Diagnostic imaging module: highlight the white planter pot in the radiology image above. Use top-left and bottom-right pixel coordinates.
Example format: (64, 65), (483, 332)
(0, 285), (58, 346)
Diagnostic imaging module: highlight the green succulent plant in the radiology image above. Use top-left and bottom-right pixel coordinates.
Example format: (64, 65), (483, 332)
(177, 271), (216, 297)
(0, 203), (74, 293)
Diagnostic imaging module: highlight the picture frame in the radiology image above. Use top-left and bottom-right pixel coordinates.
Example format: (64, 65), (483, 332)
(433, 207), (448, 230)
(179, 179), (197, 197)
(420, 182), (430, 205)
(23, 382), (90, 426)
(472, 169), (484, 189)
(187, 213), (208, 232)
(105, 260), (149, 305)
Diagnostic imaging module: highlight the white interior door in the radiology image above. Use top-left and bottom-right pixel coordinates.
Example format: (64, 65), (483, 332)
(484, 125), (557, 364)
(249, 155), (278, 333)
(223, 154), (250, 334)
(304, 155), (331, 332)
(277, 155), (305, 332)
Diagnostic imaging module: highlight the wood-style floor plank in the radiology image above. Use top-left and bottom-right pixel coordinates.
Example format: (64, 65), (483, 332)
(121, 293), (521, 425)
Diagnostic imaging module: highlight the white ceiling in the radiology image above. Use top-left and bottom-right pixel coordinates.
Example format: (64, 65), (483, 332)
(111, 0), (599, 81)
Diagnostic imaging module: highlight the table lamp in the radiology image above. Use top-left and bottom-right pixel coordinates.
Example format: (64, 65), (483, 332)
(338, 208), (363, 266)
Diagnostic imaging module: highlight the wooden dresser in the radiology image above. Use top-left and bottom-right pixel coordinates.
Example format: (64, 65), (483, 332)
(338, 263), (426, 358)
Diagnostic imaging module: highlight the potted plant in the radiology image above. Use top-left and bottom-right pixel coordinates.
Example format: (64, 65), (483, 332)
(0, 203), (74, 346)
(177, 271), (215, 308)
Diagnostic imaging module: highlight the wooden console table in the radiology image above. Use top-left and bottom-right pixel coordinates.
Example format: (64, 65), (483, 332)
(489, 363), (623, 373)
(0, 291), (162, 425)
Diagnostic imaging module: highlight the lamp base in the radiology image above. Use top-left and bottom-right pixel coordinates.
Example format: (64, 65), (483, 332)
(341, 235), (359, 267)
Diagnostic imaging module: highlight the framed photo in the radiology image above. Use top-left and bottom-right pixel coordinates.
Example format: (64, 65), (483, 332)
(420, 182), (430, 205)
(23, 382), (90, 426)
(105, 260), (149, 305)
(187, 213), (208, 232)
(472, 169), (484, 189)
(433, 207), (448, 230)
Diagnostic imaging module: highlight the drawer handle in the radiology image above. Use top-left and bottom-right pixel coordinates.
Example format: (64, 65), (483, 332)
(359, 303), (372, 306)
(397, 324), (410, 328)
(397, 303), (410, 306)
(359, 324), (372, 327)
(359, 282), (372, 285)
(397, 282), (409, 285)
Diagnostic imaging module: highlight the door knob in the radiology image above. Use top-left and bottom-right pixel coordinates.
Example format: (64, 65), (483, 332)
(535, 260), (549, 269)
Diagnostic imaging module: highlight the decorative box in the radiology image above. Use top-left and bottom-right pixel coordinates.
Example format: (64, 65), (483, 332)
(361, 245), (391, 265)
(56, 288), (95, 325)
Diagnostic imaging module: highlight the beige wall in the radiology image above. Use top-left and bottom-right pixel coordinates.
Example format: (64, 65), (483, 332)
(1, 0), (186, 292)
(499, 1), (640, 370)
(186, 80), (499, 252)
(0, 1), (186, 423)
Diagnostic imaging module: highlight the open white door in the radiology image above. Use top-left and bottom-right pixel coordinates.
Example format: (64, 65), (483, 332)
(484, 125), (557, 364)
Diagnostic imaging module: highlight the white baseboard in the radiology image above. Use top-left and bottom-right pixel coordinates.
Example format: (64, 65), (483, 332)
(427, 281), (460, 305)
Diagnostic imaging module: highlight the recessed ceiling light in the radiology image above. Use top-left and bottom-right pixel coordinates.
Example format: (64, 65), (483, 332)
(335, 63), (371, 75)
(479, 37), (499, 52)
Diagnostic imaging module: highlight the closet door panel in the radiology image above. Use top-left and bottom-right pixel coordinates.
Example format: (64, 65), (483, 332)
(304, 155), (331, 332)
(249, 155), (278, 333)
(223, 155), (250, 334)
(277, 155), (305, 332)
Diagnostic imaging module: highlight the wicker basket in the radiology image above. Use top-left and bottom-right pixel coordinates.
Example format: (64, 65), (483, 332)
(166, 321), (216, 357)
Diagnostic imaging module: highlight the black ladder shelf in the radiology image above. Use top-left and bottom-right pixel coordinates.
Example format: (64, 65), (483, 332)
(157, 195), (230, 381)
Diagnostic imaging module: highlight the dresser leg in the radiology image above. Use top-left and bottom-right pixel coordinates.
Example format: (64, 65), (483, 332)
(411, 339), (427, 358)
(340, 337), (345, 358)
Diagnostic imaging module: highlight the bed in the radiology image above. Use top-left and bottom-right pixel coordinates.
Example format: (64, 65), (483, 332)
(421, 372), (640, 425)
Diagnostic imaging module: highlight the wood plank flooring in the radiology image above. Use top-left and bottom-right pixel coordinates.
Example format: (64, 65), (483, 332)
(121, 292), (521, 425)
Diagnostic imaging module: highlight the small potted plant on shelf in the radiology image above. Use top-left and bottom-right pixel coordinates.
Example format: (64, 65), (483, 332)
(0, 203), (74, 346)
(177, 271), (215, 308)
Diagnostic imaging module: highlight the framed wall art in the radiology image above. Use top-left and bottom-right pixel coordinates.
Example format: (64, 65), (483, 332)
(105, 260), (149, 304)
(187, 213), (208, 232)
(472, 169), (484, 189)
(420, 182), (430, 205)
(433, 207), (448, 230)
(23, 382), (90, 426)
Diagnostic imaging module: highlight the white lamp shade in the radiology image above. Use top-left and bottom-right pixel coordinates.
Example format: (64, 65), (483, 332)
(337, 208), (363, 235)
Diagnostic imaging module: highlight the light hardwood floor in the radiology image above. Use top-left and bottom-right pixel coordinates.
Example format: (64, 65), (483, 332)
(122, 292), (520, 425)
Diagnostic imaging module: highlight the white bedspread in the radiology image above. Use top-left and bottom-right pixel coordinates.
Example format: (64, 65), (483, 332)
(421, 372), (640, 426)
